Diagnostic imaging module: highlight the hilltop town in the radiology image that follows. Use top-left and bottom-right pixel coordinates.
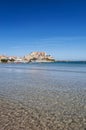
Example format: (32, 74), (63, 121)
(0, 52), (55, 63)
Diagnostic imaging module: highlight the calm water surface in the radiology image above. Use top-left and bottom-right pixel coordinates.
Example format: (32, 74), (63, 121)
(0, 62), (86, 114)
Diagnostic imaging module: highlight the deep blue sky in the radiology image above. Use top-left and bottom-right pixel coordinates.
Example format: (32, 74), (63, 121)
(0, 0), (86, 60)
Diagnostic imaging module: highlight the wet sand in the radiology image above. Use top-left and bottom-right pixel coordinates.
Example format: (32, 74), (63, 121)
(0, 97), (86, 130)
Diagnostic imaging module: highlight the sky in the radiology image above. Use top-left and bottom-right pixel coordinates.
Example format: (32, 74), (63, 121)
(0, 0), (86, 60)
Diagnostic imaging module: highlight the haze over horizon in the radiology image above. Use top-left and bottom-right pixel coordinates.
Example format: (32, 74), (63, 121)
(0, 0), (86, 60)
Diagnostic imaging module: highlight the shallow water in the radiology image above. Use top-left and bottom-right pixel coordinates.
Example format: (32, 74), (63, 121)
(0, 63), (86, 129)
(0, 63), (86, 100)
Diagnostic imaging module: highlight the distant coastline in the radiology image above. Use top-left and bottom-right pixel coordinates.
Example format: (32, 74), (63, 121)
(0, 51), (86, 64)
(0, 52), (55, 63)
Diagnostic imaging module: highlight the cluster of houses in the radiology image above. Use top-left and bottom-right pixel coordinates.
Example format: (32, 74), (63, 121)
(0, 52), (55, 63)
(0, 55), (26, 63)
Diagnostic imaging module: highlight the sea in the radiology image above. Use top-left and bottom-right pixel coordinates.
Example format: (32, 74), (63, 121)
(0, 62), (86, 129)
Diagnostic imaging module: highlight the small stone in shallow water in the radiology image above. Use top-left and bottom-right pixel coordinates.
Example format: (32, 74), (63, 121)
(84, 105), (86, 109)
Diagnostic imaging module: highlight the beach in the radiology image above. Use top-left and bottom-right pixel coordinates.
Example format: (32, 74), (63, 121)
(0, 63), (86, 130)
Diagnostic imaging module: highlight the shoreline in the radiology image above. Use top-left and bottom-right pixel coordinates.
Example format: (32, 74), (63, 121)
(0, 60), (86, 64)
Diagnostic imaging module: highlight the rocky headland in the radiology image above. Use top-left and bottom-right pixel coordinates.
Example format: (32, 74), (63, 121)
(0, 52), (55, 63)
